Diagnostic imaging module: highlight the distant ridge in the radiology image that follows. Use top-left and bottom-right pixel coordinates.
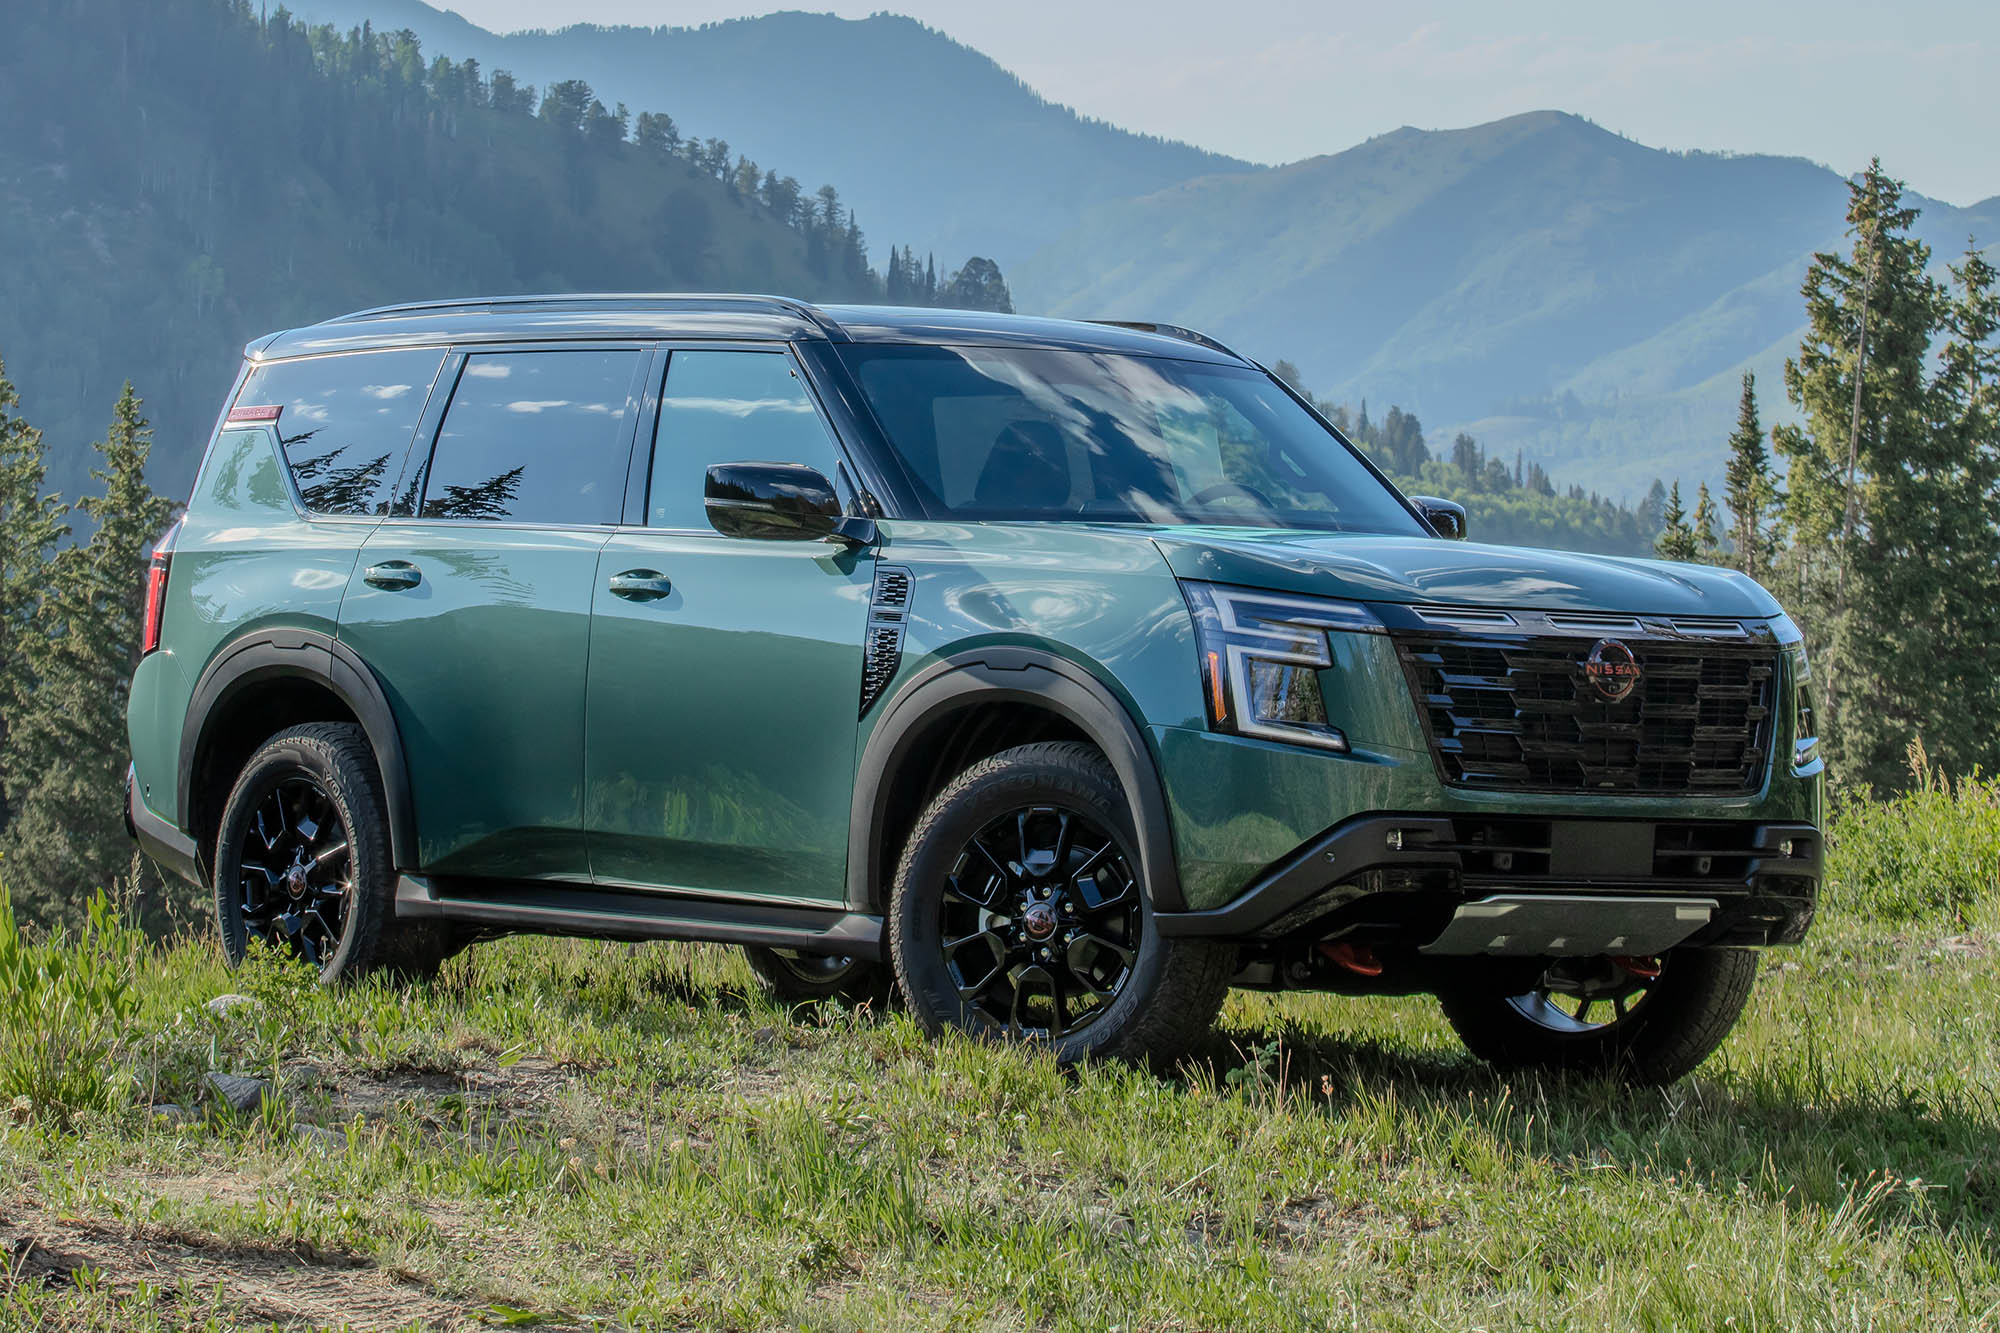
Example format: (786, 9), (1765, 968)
(1018, 110), (2000, 496)
(286, 0), (1253, 266)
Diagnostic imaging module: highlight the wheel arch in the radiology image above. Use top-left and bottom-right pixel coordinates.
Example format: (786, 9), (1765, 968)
(847, 647), (1184, 914)
(179, 628), (416, 877)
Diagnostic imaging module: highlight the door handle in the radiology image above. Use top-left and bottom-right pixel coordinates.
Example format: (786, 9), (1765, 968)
(607, 569), (673, 601)
(363, 560), (422, 590)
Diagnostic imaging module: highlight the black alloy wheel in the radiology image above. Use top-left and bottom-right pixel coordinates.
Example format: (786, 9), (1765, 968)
(939, 804), (1143, 1039)
(233, 775), (355, 967)
(1505, 956), (1660, 1035)
(891, 742), (1235, 1067)
(214, 723), (415, 983)
(1439, 946), (1758, 1085)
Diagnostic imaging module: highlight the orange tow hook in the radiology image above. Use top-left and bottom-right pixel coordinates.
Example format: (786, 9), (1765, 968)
(1613, 955), (1663, 979)
(1319, 940), (1385, 977)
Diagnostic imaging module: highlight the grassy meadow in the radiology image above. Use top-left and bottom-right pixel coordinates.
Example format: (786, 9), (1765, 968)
(0, 775), (1995, 1331)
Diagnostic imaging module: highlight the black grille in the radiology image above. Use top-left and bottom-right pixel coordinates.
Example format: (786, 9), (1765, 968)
(859, 565), (913, 716)
(1393, 632), (1777, 794)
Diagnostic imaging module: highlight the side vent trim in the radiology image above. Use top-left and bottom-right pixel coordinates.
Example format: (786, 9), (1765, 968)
(860, 565), (913, 716)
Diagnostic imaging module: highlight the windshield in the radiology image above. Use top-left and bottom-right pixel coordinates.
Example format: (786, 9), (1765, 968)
(837, 344), (1427, 534)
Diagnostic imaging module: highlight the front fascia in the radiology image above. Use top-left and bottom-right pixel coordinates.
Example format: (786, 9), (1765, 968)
(1158, 624), (1822, 910)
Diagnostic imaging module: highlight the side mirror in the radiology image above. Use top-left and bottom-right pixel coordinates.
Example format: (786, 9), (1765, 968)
(705, 462), (875, 545)
(1411, 495), (1468, 540)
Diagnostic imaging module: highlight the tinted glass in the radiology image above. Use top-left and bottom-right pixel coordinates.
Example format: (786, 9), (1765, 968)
(421, 350), (641, 524)
(235, 349), (445, 515)
(837, 345), (1427, 534)
(649, 350), (844, 528)
(192, 428), (293, 516)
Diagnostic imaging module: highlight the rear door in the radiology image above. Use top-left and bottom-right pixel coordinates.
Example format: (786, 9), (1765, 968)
(583, 345), (875, 902)
(337, 344), (652, 881)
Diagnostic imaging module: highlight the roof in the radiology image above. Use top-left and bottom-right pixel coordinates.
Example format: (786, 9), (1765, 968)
(248, 294), (1248, 365)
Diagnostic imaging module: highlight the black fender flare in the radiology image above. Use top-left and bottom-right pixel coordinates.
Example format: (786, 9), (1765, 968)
(845, 647), (1184, 914)
(178, 627), (417, 871)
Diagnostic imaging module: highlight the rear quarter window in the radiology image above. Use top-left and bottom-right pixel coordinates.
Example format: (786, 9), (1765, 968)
(189, 427), (294, 516)
(234, 349), (447, 516)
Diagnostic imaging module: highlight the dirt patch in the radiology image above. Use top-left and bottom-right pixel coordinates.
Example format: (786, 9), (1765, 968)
(1, 1195), (474, 1330)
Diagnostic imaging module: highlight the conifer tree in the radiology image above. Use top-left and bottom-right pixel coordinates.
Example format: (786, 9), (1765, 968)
(1722, 372), (1777, 578)
(1771, 160), (1946, 786)
(1692, 483), (1722, 562)
(1892, 244), (2000, 777)
(1654, 481), (1697, 561)
(0, 359), (67, 828)
(1, 385), (179, 928)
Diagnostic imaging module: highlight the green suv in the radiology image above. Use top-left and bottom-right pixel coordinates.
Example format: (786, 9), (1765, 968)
(126, 295), (1822, 1083)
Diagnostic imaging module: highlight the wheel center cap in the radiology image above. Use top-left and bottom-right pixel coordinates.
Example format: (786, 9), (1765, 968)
(1022, 902), (1058, 941)
(285, 865), (310, 896)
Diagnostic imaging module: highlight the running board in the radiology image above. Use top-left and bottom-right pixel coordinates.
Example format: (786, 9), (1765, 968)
(394, 875), (885, 961)
(1419, 894), (1716, 957)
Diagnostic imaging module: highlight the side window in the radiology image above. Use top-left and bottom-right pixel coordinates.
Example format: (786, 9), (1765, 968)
(648, 350), (845, 529)
(419, 350), (642, 525)
(235, 348), (446, 516)
(190, 428), (293, 516)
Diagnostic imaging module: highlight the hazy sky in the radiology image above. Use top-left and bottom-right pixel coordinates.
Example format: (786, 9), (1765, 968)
(431, 0), (1997, 205)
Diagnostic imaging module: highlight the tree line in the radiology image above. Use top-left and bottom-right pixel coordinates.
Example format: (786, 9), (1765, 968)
(1268, 370), (1669, 556)
(1653, 162), (1998, 793)
(309, 18), (1014, 313)
(0, 0), (1015, 497)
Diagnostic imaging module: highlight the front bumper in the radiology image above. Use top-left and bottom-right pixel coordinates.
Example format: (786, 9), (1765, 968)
(1152, 811), (1819, 948)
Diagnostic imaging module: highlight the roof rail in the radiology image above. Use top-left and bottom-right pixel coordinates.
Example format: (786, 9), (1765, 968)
(1087, 320), (1245, 361)
(318, 293), (848, 340)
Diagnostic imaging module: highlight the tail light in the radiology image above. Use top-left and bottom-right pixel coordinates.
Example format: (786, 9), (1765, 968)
(141, 519), (181, 657)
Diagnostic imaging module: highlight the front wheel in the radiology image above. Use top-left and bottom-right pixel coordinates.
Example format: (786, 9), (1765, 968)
(889, 742), (1234, 1068)
(1439, 948), (1758, 1085)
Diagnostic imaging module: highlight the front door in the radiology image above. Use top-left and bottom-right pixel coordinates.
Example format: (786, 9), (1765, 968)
(337, 345), (649, 881)
(584, 347), (875, 903)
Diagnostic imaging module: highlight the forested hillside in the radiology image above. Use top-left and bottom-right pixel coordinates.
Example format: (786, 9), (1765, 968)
(285, 0), (1252, 267)
(1268, 365), (1663, 556)
(0, 0), (1003, 496)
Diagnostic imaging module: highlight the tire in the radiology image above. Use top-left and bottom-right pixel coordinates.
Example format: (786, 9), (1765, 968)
(743, 946), (893, 1009)
(213, 722), (434, 983)
(889, 741), (1234, 1068)
(1438, 947), (1758, 1086)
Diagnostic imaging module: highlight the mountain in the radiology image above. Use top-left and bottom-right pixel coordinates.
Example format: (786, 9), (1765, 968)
(0, 0), (912, 497)
(1016, 111), (2000, 497)
(284, 1), (1252, 268)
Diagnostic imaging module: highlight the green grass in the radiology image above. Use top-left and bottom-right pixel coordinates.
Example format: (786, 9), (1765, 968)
(2, 802), (1996, 1330)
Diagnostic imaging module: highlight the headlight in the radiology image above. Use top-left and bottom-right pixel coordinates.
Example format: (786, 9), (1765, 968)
(1792, 652), (1819, 768)
(1774, 615), (1819, 768)
(1180, 582), (1381, 752)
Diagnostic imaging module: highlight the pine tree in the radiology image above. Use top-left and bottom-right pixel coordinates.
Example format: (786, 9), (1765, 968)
(1691, 483), (1722, 562)
(1898, 244), (2000, 777)
(0, 358), (67, 830)
(1655, 481), (1697, 561)
(1722, 372), (1777, 579)
(1771, 160), (1947, 787)
(1, 385), (180, 929)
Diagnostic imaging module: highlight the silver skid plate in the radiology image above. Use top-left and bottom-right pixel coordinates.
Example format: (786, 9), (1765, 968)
(1419, 894), (1718, 957)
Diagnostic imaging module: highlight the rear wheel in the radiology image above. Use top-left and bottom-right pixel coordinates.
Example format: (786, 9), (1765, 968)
(889, 742), (1233, 1068)
(1439, 948), (1757, 1085)
(213, 723), (448, 983)
(743, 946), (893, 1008)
